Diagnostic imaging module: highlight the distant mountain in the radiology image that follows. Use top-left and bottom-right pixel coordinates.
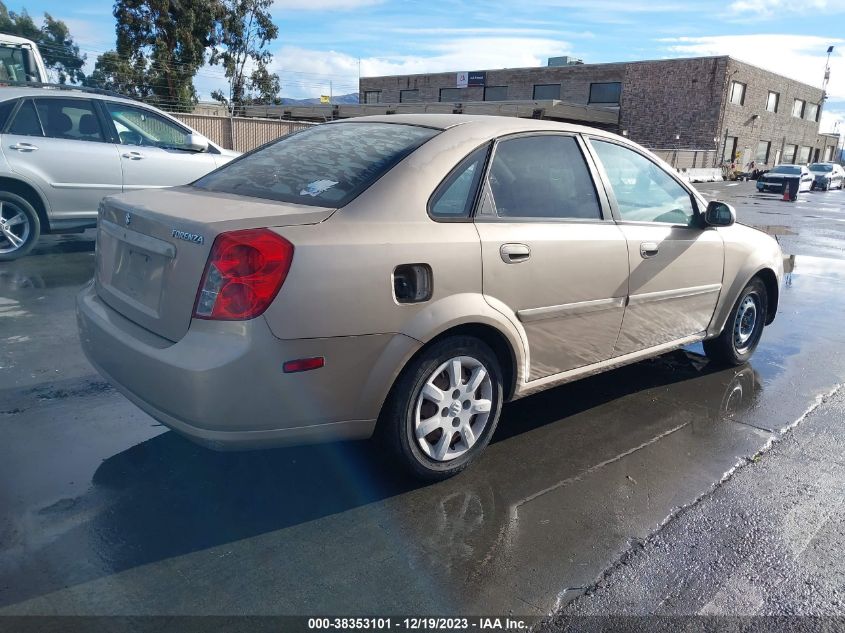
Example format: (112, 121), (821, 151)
(280, 92), (359, 105)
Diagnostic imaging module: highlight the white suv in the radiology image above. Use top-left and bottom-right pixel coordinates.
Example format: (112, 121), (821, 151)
(0, 85), (239, 260)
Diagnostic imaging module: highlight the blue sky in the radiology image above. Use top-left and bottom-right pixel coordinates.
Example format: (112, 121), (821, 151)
(7, 0), (845, 131)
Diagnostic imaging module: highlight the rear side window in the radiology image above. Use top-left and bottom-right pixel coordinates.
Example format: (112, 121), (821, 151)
(8, 99), (42, 136)
(0, 99), (17, 130)
(34, 98), (104, 142)
(429, 144), (490, 220)
(486, 135), (602, 220)
(194, 122), (439, 207)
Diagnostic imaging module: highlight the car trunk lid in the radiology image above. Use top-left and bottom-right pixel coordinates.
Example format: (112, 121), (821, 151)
(95, 186), (334, 342)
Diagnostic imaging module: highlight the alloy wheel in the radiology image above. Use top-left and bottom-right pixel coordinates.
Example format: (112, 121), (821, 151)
(0, 201), (31, 255)
(413, 355), (493, 462)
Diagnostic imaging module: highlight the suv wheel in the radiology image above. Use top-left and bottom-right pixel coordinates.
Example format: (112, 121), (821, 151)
(380, 336), (503, 481)
(0, 192), (40, 261)
(704, 278), (767, 366)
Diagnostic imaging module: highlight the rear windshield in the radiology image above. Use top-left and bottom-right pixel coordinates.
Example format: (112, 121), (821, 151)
(770, 165), (801, 175)
(193, 122), (439, 207)
(809, 163), (833, 172)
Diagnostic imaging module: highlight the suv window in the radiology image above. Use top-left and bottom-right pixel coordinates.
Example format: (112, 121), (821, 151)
(429, 145), (489, 219)
(486, 135), (602, 220)
(34, 98), (104, 142)
(105, 102), (191, 149)
(0, 99), (17, 130)
(592, 139), (695, 225)
(194, 122), (439, 207)
(8, 99), (43, 136)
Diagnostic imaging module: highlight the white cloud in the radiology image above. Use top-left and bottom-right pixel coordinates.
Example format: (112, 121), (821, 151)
(730, 0), (845, 16)
(660, 34), (844, 99)
(820, 108), (845, 134)
(273, 0), (382, 9)
(274, 37), (574, 97)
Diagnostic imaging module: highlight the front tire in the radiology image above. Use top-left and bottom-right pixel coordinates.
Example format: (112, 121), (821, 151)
(379, 336), (503, 481)
(704, 278), (768, 366)
(0, 192), (40, 261)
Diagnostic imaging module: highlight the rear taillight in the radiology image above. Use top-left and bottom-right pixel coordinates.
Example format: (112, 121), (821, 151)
(193, 229), (294, 321)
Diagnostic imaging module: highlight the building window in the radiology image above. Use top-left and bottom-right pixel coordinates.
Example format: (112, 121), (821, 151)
(588, 82), (621, 104)
(722, 136), (738, 163)
(783, 143), (797, 163)
(363, 91), (381, 104)
(399, 89), (420, 103)
(825, 146), (835, 161)
(766, 91), (779, 112)
(483, 86), (508, 101)
(792, 99), (805, 118)
(806, 103), (819, 122)
(755, 140), (771, 164)
(797, 146), (811, 164)
(439, 88), (463, 102)
(729, 81), (746, 106)
(533, 84), (561, 100)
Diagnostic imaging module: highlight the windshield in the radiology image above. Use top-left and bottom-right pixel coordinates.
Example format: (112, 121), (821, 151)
(809, 163), (833, 172)
(193, 122), (439, 207)
(771, 165), (801, 175)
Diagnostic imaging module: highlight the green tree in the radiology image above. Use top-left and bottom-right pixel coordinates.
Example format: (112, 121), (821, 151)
(210, 0), (280, 113)
(108, 0), (219, 109)
(0, 1), (86, 83)
(85, 50), (152, 98)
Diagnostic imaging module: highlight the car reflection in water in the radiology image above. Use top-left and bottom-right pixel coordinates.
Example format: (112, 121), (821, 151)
(6, 348), (769, 615)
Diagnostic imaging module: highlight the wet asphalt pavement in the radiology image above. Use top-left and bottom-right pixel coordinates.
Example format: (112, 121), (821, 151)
(1, 181), (845, 619)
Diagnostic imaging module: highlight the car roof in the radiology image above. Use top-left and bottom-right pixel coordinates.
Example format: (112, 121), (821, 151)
(0, 85), (140, 107)
(329, 113), (616, 139)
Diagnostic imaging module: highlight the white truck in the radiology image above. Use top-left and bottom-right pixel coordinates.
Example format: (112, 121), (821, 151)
(0, 33), (48, 83)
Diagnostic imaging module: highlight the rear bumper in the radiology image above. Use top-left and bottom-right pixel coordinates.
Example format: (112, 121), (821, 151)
(77, 282), (418, 449)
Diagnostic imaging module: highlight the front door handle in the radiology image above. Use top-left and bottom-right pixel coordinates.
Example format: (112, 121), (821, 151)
(640, 242), (659, 258)
(500, 243), (531, 264)
(9, 142), (38, 152)
(122, 151), (145, 160)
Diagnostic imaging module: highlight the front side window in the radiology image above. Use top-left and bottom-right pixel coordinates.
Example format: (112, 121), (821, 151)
(34, 98), (104, 142)
(429, 145), (489, 219)
(194, 122), (438, 207)
(106, 103), (190, 149)
(592, 139), (695, 226)
(766, 91), (779, 112)
(729, 81), (746, 106)
(589, 82), (621, 104)
(399, 90), (420, 103)
(533, 84), (561, 100)
(792, 99), (805, 118)
(486, 135), (602, 220)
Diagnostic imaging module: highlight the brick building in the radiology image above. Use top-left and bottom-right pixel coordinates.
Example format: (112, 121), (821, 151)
(359, 56), (841, 168)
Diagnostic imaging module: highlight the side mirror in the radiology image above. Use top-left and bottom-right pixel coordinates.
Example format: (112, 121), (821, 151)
(184, 133), (209, 152)
(705, 200), (736, 227)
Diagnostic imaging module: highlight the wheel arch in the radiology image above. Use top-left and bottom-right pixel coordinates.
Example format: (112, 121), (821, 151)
(708, 264), (781, 337)
(0, 176), (50, 233)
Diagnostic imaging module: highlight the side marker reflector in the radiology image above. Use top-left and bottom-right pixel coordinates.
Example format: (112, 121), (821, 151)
(283, 357), (325, 373)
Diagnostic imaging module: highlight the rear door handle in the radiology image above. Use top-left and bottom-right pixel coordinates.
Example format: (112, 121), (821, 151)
(9, 142), (38, 152)
(640, 242), (659, 258)
(122, 151), (145, 160)
(500, 243), (531, 264)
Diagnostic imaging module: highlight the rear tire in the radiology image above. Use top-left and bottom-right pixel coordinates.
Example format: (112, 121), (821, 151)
(0, 192), (40, 261)
(704, 278), (767, 366)
(378, 336), (503, 481)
